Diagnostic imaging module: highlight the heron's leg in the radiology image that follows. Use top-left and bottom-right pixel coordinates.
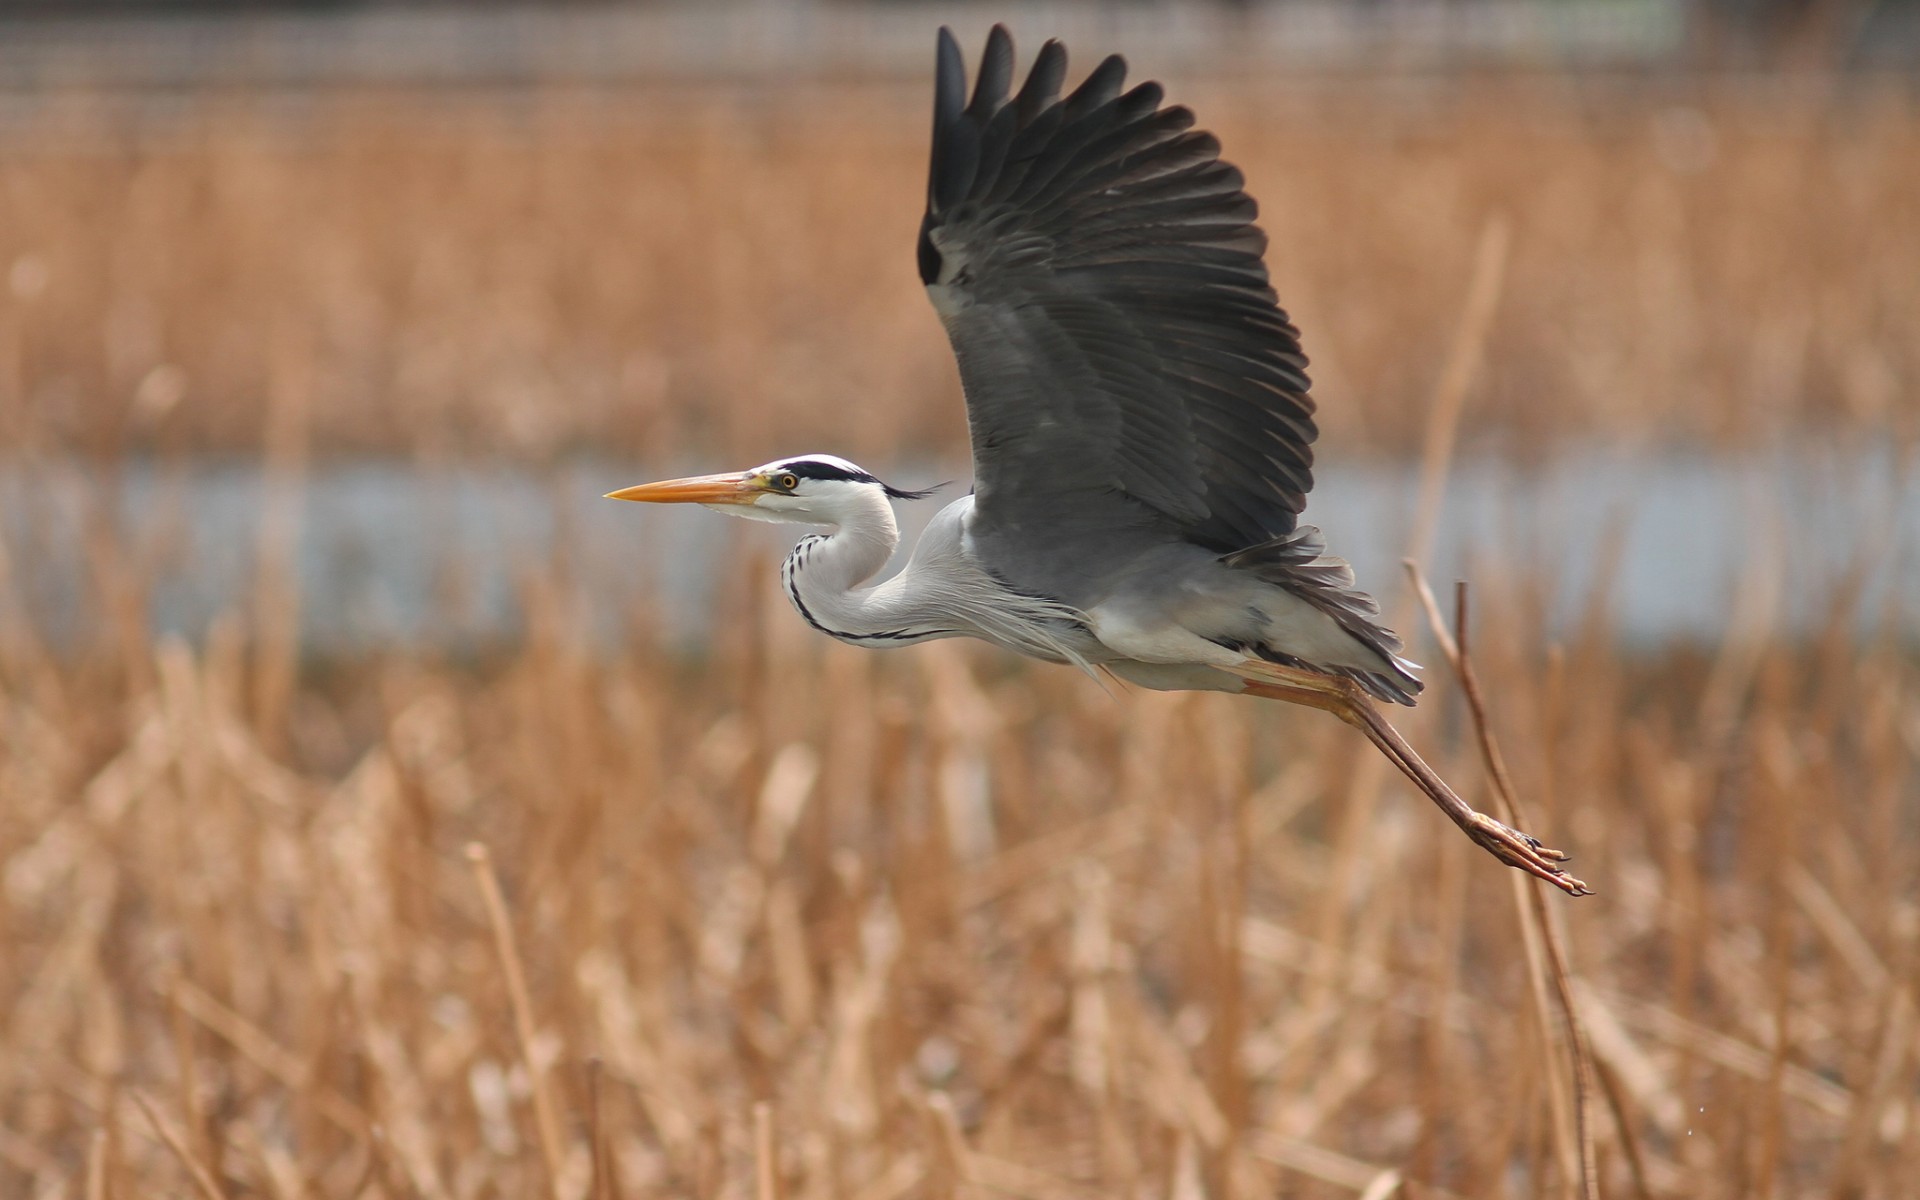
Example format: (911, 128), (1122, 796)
(1234, 661), (1589, 897)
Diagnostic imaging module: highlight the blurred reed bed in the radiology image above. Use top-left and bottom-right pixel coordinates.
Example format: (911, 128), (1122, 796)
(0, 74), (1914, 463)
(2, 544), (1916, 1197)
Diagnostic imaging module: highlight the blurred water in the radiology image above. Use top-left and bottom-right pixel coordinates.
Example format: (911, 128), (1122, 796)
(2, 449), (1915, 657)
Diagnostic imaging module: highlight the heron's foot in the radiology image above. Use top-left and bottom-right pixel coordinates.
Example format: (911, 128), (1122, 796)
(1464, 812), (1590, 896)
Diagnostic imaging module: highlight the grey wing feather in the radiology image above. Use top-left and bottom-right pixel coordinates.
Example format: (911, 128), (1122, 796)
(920, 25), (1317, 576)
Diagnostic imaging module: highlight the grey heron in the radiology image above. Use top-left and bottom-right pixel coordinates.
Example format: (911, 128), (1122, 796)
(609, 26), (1587, 896)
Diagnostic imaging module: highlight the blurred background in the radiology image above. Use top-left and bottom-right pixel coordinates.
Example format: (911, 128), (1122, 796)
(2, 2), (1916, 1198)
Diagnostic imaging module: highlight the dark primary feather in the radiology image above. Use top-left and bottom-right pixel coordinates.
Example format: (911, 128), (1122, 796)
(920, 25), (1318, 579)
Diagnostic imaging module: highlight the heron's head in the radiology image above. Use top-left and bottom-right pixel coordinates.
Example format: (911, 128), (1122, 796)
(605, 454), (936, 527)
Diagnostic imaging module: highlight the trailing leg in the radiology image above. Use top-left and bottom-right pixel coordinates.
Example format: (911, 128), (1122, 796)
(1235, 660), (1589, 896)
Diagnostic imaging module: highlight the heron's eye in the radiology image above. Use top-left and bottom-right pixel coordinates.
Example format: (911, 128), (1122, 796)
(778, 474), (799, 491)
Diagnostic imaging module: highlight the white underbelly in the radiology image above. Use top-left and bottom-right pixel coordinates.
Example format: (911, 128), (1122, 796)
(1085, 603), (1247, 668)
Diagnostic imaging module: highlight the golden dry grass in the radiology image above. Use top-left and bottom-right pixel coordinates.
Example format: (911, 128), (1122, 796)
(5, 561), (1916, 1198)
(1, 73), (1918, 1199)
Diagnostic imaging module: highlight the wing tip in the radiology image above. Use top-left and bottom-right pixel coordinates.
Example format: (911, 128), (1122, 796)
(1015, 38), (1069, 122)
(933, 27), (966, 123)
(928, 27), (978, 214)
(1067, 52), (1130, 114)
(968, 25), (1017, 118)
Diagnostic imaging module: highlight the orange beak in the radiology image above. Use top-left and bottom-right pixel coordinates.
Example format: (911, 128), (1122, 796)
(604, 472), (762, 505)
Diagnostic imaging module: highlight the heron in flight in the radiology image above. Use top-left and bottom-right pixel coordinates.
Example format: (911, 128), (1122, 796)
(609, 26), (1586, 896)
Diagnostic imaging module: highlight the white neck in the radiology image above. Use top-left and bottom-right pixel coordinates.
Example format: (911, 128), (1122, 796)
(779, 485), (944, 644)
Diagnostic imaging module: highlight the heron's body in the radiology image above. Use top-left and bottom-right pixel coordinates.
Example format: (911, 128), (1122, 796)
(608, 27), (1587, 895)
(772, 478), (1410, 702)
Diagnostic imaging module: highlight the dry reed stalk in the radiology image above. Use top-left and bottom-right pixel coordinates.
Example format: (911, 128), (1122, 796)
(1249, 1131), (1455, 1199)
(1410, 571), (1598, 1200)
(466, 841), (572, 1200)
(753, 1102), (782, 1200)
(84, 1129), (107, 1200)
(165, 983), (211, 1185)
(1754, 918), (1796, 1200)
(585, 1057), (615, 1200)
(130, 1092), (227, 1200)
(249, 318), (311, 749)
(1589, 1056), (1659, 1200)
(1599, 985), (1852, 1118)
(164, 975), (371, 1136)
(1405, 217), (1512, 576)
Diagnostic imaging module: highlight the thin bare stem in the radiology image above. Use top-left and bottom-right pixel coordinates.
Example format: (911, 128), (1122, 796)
(1403, 214), (1512, 594)
(589, 1057), (613, 1200)
(165, 976), (371, 1138)
(84, 1130), (108, 1200)
(754, 1102), (782, 1200)
(132, 1092), (227, 1200)
(467, 842), (570, 1200)
(1591, 1056), (1658, 1200)
(1406, 566), (1600, 1200)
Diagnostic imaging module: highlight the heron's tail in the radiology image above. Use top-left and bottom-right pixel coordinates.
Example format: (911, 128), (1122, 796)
(1222, 526), (1423, 705)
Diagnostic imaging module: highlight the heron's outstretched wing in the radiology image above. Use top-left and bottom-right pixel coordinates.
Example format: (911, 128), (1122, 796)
(920, 25), (1316, 572)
